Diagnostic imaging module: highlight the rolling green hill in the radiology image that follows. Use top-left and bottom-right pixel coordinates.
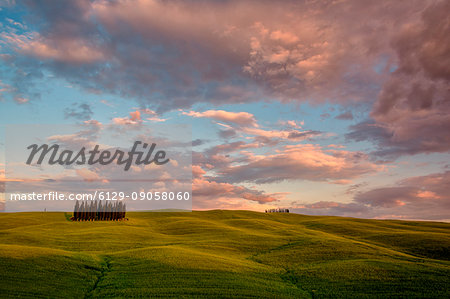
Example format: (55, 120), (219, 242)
(0, 210), (449, 298)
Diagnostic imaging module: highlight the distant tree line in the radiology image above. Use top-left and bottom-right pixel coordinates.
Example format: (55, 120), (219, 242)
(265, 208), (289, 213)
(72, 200), (127, 221)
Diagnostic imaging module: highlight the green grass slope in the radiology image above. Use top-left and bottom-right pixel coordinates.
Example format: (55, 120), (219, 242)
(0, 210), (449, 298)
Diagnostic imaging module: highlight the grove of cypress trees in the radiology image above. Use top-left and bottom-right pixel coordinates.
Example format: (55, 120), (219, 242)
(72, 200), (127, 221)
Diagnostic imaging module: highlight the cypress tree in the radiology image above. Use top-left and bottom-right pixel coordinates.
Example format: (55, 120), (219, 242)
(80, 201), (84, 221)
(107, 202), (111, 220)
(74, 201), (79, 220)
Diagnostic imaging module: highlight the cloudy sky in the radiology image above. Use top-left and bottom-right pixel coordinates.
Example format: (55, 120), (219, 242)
(0, 0), (449, 220)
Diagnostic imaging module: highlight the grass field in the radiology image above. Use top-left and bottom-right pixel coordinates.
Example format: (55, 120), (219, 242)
(0, 210), (449, 298)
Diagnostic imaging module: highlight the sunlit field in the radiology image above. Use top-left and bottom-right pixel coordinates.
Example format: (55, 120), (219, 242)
(0, 210), (449, 298)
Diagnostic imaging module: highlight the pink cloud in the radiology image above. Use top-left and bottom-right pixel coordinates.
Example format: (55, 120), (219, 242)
(8, 32), (106, 64)
(183, 110), (257, 127)
(205, 141), (260, 156)
(100, 99), (115, 107)
(14, 97), (29, 104)
(219, 144), (381, 184)
(4, 0), (429, 111)
(129, 110), (141, 121)
(184, 109), (321, 145)
(348, 1), (450, 157)
(191, 162), (287, 207)
(241, 127), (321, 142)
(112, 117), (139, 125)
(285, 120), (303, 129)
(192, 177), (280, 205)
(293, 171), (450, 221)
(291, 201), (369, 218)
(113, 109), (167, 125)
(270, 30), (299, 44)
(75, 168), (102, 182)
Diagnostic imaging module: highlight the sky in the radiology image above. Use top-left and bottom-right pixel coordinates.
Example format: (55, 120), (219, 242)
(0, 0), (449, 220)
